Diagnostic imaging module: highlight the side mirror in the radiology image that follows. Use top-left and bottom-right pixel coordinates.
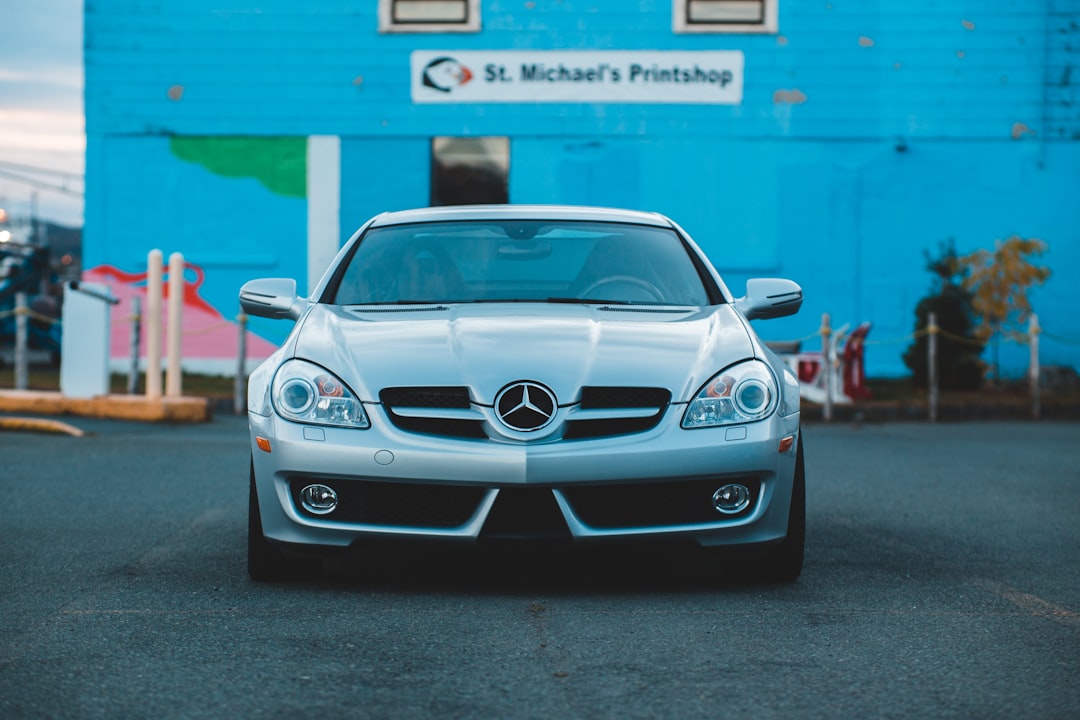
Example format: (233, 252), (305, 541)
(735, 278), (803, 320)
(239, 278), (309, 320)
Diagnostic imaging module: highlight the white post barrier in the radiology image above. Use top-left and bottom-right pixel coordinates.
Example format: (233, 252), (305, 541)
(146, 250), (163, 400)
(127, 296), (142, 394)
(14, 292), (28, 391)
(1029, 313), (1040, 420)
(821, 313), (833, 422)
(928, 312), (938, 422)
(165, 252), (184, 397)
(234, 311), (248, 415)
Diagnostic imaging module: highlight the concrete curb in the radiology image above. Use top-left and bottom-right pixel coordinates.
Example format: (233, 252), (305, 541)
(802, 400), (1080, 423)
(0, 416), (87, 436)
(0, 390), (211, 423)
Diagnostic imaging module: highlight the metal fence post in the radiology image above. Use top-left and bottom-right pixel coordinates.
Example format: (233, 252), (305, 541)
(821, 313), (833, 422)
(127, 296), (142, 394)
(14, 292), (28, 391)
(234, 311), (248, 415)
(1029, 313), (1040, 420)
(927, 311), (938, 422)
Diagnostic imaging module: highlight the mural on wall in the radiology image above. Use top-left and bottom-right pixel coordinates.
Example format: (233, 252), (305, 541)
(87, 136), (310, 374)
(169, 136), (307, 198)
(85, 261), (279, 371)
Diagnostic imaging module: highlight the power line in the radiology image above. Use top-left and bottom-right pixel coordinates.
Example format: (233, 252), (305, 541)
(0, 168), (84, 197)
(0, 160), (83, 181)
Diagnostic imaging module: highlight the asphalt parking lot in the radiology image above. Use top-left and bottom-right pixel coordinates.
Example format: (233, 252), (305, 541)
(1, 416), (1078, 719)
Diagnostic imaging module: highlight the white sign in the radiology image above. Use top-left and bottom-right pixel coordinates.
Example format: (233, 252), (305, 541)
(411, 50), (744, 105)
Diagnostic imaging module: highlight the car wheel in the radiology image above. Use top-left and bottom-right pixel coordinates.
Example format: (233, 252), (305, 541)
(248, 460), (303, 581)
(761, 435), (805, 583)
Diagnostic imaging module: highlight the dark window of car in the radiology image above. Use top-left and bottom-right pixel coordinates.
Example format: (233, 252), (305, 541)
(327, 220), (716, 307)
(431, 137), (509, 206)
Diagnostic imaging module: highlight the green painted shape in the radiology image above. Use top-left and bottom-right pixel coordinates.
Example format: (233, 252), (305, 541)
(170, 137), (307, 198)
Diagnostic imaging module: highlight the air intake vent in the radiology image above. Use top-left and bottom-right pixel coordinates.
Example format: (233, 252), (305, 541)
(579, 387), (671, 409)
(564, 387), (670, 440)
(380, 386), (485, 439)
(348, 306), (449, 314)
(560, 477), (760, 529)
(381, 387), (471, 409)
(289, 478), (486, 528)
(480, 488), (570, 540)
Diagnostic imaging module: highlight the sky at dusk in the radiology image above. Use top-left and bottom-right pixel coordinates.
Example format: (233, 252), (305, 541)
(0, 0), (84, 227)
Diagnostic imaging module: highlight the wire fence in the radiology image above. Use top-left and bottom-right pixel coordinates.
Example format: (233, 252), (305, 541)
(770, 321), (1080, 351)
(764, 312), (1078, 421)
(5, 290), (1080, 419)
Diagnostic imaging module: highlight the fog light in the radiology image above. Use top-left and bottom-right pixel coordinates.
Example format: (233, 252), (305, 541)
(300, 484), (338, 515)
(713, 484), (751, 515)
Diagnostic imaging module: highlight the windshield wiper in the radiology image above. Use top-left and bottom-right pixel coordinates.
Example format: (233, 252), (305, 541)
(546, 297), (635, 305)
(458, 297), (637, 305)
(359, 298), (642, 306)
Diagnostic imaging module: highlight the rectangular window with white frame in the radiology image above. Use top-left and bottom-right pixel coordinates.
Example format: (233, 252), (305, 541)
(380, 0), (480, 33)
(674, 0), (777, 34)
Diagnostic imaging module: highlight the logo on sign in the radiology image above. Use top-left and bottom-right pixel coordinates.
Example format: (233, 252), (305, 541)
(421, 57), (474, 93)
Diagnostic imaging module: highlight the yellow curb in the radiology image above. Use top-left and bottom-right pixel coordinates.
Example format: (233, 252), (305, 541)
(0, 417), (86, 436)
(0, 390), (210, 423)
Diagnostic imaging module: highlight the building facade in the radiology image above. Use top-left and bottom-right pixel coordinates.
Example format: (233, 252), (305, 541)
(84, 0), (1080, 377)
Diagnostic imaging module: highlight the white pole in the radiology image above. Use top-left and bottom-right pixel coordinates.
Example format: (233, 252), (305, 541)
(166, 252), (184, 397)
(928, 312), (938, 422)
(145, 250), (163, 400)
(14, 292), (28, 390)
(1029, 313), (1040, 420)
(821, 313), (833, 422)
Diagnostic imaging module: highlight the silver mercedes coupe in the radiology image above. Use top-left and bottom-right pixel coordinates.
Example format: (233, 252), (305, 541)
(240, 205), (805, 582)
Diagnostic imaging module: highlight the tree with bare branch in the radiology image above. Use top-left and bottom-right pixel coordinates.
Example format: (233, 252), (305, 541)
(960, 236), (1051, 383)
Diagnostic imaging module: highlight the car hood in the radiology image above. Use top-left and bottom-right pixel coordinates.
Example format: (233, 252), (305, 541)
(291, 303), (755, 405)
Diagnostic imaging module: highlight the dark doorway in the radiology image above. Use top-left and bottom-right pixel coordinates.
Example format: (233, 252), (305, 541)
(430, 137), (509, 206)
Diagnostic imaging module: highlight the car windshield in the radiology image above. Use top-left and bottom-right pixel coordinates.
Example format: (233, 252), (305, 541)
(326, 220), (715, 306)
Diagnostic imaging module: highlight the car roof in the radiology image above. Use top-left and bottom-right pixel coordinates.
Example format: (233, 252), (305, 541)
(367, 204), (674, 228)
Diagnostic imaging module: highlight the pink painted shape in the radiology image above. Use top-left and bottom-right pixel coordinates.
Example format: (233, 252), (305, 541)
(84, 263), (279, 362)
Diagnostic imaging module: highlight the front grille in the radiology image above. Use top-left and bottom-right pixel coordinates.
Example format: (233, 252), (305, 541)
(480, 488), (570, 540)
(289, 478), (486, 528)
(380, 386), (486, 439)
(384, 414), (487, 439)
(381, 387), (471, 409)
(560, 477), (760, 529)
(579, 386), (671, 409)
(378, 385), (672, 442)
(564, 386), (670, 440)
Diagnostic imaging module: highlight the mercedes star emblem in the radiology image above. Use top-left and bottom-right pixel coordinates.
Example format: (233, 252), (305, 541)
(494, 381), (557, 432)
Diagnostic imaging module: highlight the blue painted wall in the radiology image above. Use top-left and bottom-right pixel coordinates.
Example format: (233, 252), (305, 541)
(84, 0), (1080, 376)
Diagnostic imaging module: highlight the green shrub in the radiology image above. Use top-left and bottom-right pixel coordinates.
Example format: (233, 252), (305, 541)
(903, 241), (985, 391)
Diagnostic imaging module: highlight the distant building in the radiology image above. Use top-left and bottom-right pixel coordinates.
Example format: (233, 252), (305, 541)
(84, 0), (1080, 376)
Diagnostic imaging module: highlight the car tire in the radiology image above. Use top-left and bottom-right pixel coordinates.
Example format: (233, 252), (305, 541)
(761, 435), (805, 583)
(248, 460), (303, 581)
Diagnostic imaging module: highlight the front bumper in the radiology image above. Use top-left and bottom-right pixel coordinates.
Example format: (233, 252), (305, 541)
(249, 405), (800, 550)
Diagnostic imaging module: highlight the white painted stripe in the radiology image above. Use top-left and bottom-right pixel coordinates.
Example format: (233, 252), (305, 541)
(306, 135), (341, 297)
(977, 579), (1080, 628)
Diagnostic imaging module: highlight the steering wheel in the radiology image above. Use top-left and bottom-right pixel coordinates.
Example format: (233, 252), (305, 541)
(579, 275), (665, 303)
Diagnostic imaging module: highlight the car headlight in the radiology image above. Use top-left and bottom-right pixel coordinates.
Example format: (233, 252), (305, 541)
(271, 359), (369, 428)
(682, 360), (778, 428)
